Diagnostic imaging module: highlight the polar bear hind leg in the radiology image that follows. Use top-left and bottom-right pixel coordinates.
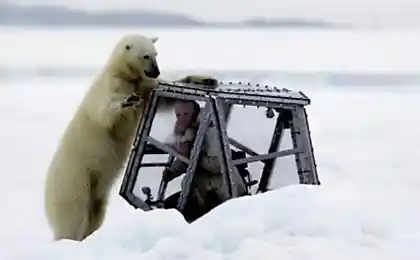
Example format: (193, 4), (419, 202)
(83, 184), (108, 239)
(48, 172), (92, 241)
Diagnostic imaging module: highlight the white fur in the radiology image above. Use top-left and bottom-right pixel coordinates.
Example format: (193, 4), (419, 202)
(44, 34), (160, 241)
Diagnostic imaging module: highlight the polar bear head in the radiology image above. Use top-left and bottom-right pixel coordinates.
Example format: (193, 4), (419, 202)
(106, 34), (160, 81)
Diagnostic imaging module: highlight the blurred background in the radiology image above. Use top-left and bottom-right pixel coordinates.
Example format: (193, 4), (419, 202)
(1, 0), (420, 86)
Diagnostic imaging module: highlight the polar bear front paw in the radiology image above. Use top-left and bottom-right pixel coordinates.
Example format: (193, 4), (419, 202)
(176, 75), (219, 89)
(121, 94), (143, 108)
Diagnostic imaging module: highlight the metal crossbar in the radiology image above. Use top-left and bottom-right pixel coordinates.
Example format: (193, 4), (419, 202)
(157, 81), (311, 106)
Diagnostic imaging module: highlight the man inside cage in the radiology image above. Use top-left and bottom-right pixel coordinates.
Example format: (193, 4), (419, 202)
(161, 99), (247, 221)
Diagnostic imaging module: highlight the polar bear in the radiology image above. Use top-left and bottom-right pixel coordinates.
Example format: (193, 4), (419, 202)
(44, 34), (163, 242)
(44, 33), (221, 242)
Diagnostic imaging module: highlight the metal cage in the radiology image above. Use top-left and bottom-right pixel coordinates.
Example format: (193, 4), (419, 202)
(119, 81), (320, 213)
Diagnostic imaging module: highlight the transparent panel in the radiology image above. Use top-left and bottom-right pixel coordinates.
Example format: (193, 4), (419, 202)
(268, 128), (300, 190)
(131, 158), (185, 205)
(226, 104), (278, 191)
(227, 105), (276, 154)
(132, 153), (171, 203)
(131, 135), (215, 208)
(148, 97), (207, 144)
(172, 139), (222, 208)
(130, 96), (209, 206)
(226, 105), (299, 193)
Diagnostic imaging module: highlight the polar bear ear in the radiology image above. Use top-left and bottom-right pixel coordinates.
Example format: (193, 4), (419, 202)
(149, 37), (159, 43)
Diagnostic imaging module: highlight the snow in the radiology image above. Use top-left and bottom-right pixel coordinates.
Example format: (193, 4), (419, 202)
(1, 27), (420, 259)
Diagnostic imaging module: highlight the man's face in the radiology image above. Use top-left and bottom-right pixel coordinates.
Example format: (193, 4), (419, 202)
(174, 101), (195, 129)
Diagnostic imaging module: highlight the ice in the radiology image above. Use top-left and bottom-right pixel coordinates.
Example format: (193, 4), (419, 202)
(0, 27), (420, 259)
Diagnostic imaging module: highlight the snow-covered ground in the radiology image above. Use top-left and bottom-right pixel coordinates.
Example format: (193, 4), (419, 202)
(1, 27), (420, 259)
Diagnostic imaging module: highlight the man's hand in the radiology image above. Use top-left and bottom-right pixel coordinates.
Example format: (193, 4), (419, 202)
(162, 168), (176, 182)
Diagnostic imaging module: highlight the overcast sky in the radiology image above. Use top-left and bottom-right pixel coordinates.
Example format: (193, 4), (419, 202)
(7, 0), (420, 27)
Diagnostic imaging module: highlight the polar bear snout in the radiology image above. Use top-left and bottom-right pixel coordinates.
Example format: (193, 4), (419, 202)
(144, 59), (160, 79)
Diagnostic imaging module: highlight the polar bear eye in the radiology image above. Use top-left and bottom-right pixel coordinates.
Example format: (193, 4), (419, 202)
(125, 45), (131, 50)
(143, 55), (150, 60)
